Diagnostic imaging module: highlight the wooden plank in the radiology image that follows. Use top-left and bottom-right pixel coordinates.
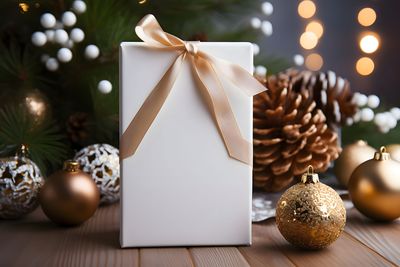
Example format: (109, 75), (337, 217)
(189, 247), (249, 267)
(239, 219), (296, 267)
(0, 205), (139, 267)
(242, 218), (393, 267)
(140, 248), (193, 267)
(345, 208), (400, 265)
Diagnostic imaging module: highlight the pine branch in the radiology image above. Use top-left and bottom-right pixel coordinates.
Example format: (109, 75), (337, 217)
(0, 106), (71, 175)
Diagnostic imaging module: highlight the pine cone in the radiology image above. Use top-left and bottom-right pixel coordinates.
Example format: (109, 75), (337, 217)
(289, 69), (357, 129)
(66, 112), (90, 146)
(253, 71), (342, 192)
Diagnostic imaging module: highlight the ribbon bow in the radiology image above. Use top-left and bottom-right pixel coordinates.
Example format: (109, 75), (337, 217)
(120, 14), (266, 165)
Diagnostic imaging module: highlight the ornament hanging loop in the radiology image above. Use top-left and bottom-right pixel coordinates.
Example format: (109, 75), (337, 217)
(301, 165), (319, 184)
(374, 146), (391, 161)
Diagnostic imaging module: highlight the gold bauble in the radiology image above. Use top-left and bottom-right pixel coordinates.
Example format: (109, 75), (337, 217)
(334, 140), (375, 187)
(276, 166), (346, 249)
(0, 145), (44, 219)
(386, 144), (400, 162)
(39, 160), (100, 225)
(348, 146), (400, 221)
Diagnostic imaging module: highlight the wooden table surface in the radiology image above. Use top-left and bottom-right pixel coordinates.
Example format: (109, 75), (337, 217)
(1, 204), (399, 267)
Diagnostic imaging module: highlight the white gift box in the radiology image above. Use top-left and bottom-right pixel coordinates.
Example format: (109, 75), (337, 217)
(120, 42), (253, 247)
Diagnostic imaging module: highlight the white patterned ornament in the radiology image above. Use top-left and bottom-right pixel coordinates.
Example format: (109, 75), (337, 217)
(74, 144), (120, 204)
(0, 147), (44, 219)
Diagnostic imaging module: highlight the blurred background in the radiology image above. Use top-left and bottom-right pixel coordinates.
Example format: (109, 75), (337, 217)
(0, 0), (399, 175)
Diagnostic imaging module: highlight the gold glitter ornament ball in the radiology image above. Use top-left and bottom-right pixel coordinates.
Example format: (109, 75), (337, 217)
(276, 166), (346, 249)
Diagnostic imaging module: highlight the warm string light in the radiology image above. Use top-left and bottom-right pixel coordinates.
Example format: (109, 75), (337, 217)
(356, 6), (378, 76)
(296, 1), (324, 71)
(18, 2), (29, 13)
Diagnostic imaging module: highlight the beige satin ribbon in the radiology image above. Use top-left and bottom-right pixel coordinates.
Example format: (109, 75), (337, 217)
(120, 14), (266, 165)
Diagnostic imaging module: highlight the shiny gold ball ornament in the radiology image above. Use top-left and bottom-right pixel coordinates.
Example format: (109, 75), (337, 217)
(74, 144), (120, 204)
(39, 160), (100, 225)
(276, 166), (346, 249)
(348, 146), (400, 221)
(0, 145), (44, 219)
(386, 144), (400, 162)
(334, 140), (375, 187)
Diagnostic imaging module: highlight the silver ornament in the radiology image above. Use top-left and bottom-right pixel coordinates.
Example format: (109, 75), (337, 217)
(0, 149), (44, 219)
(74, 144), (120, 204)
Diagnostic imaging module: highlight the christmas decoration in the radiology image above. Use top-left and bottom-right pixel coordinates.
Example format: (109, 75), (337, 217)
(31, 32), (47, 47)
(45, 58), (59, 71)
(253, 70), (341, 192)
(276, 166), (346, 249)
(98, 80), (112, 94)
(54, 29), (69, 44)
(349, 146), (400, 221)
(61, 11), (77, 27)
(39, 160), (100, 225)
(40, 13), (56, 28)
(386, 144), (400, 162)
(333, 140), (375, 187)
(74, 144), (120, 204)
(70, 28), (85, 43)
(289, 69), (358, 129)
(84, 44), (100, 60)
(0, 145), (44, 219)
(57, 48), (73, 63)
(72, 0), (87, 14)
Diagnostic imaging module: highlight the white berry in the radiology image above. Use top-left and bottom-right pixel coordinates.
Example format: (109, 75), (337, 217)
(54, 29), (69, 44)
(62, 11), (77, 27)
(45, 30), (55, 42)
(250, 17), (261, 29)
(378, 125), (390, 134)
(57, 48), (73, 63)
(293, 54), (304, 66)
(85, 44), (100, 59)
(353, 110), (361, 123)
(98, 80), (112, 94)
(252, 43), (260, 56)
(46, 58), (59, 71)
(345, 117), (354, 126)
(390, 107), (400, 120)
(54, 20), (64, 29)
(70, 28), (85, 43)
(64, 39), (74, 49)
(40, 13), (56, 28)
(374, 113), (387, 126)
(31, 32), (47, 46)
(72, 0), (87, 14)
(261, 2), (274, 16)
(353, 92), (368, 107)
(261, 21), (273, 36)
(360, 108), (374, 122)
(254, 65), (267, 77)
(386, 113), (397, 128)
(367, 95), (380, 109)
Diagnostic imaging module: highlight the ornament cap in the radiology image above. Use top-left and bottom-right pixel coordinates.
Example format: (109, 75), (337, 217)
(16, 144), (29, 158)
(374, 146), (391, 161)
(63, 160), (80, 172)
(301, 165), (319, 184)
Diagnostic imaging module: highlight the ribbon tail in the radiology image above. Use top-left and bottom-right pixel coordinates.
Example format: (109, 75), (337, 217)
(120, 53), (186, 159)
(200, 52), (266, 96)
(191, 56), (252, 165)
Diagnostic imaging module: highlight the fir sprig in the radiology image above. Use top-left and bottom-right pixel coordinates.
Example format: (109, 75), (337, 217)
(0, 106), (71, 175)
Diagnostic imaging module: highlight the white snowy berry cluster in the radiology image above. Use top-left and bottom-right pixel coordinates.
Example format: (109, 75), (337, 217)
(31, 1), (112, 94)
(350, 92), (400, 133)
(31, 0), (99, 71)
(251, 2), (274, 79)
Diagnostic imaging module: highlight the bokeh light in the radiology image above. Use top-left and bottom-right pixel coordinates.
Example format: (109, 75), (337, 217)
(359, 33), (380, 54)
(298, 1), (316, 19)
(358, 7), (377, 26)
(300, 32), (318, 50)
(305, 53), (323, 71)
(306, 21), (324, 38)
(356, 57), (375, 76)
